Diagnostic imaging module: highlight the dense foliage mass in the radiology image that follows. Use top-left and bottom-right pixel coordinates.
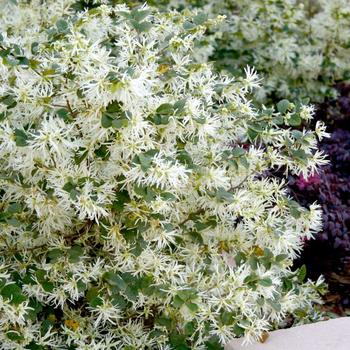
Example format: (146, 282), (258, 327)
(161, 0), (350, 103)
(0, 1), (328, 349)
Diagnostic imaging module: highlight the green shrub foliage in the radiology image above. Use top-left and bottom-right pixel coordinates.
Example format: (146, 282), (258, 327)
(0, 1), (328, 349)
(161, 0), (350, 102)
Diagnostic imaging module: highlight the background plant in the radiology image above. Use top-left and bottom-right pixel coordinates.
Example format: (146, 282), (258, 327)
(0, 1), (328, 349)
(287, 84), (350, 318)
(145, 0), (350, 103)
(66, 0), (350, 103)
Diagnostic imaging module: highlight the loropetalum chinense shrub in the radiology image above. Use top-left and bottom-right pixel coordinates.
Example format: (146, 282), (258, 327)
(0, 1), (329, 349)
(30, 0), (350, 104)
(160, 0), (350, 103)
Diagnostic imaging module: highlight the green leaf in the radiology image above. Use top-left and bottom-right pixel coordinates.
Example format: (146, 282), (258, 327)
(291, 149), (308, 163)
(86, 287), (103, 307)
(106, 100), (123, 114)
(26, 299), (43, 321)
(244, 273), (258, 284)
(186, 301), (199, 312)
(260, 108), (274, 117)
(0, 111), (6, 122)
(231, 147), (245, 157)
(130, 9), (151, 22)
(176, 150), (194, 168)
(56, 19), (68, 32)
(277, 99), (290, 114)
(172, 295), (184, 308)
(47, 249), (62, 263)
(235, 252), (246, 266)
(118, 11), (133, 20)
(173, 99), (187, 114)
(111, 190), (130, 212)
(74, 148), (89, 165)
(124, 285), (139, 301)
(282, 277), (293, 291)
(292, 130), (304, 140)
(134, 184), (156, 202)
(7, 203), (22, 214)
(177, 288), (197, 301)
(103, 272), (127, 290)
(1, 284), (27, 305)
(267, 298), (281, 312)
(62, 181), (80, 200)
(31, 42), (39, 55)
(156, 103), (174, 115)
(247, 127), (259, 141)
(14, 129), (28, 147)
(183, 21), (196, 30)
(40, 319), (54, 336)
(184, 321), (196, 335)
(220, 311), (234, 325)
(1, 94), (17, 108)
(298, 264), (307, 282)
(17, 56), (29, 66)
(215, 188), (234, 202)
(94, 144), (110, 160)
(169, 333), (188, 349)
(187, 230), (204, 245)
(195, 219), (216, 231)
(160, 192), (176, 201)
(153, 114), (170, 125)
(130, 20), (152, 33)
(25, 341), (45, 350)
(193, 116), (206, 124)
(239, 156), (250, 169)
(68, 245), (84, 263)
(193, 13), (207, 25)
(288, 114), (302, 126)
(7, 217), (21, 226)
(273, 115), (284, 125)
(111, 293), (128, 310)
(137, 153), (153, 172)
(233, 324), (245, 337)
(156, 315), (174, 329)
(258, 278), (273, 287)
(41, 280), (55, 293)
(275, 254), (288, 263)
(111, 118), (128, 129)
(6, 330), (24, 341)
(77, 280), (87, 292)
(56, 108), (71, 122)
(248, 256), (258, 270)
(288, 199), (302, 219)
(62, 181), (75, 192)
(101, 113), (113, 128)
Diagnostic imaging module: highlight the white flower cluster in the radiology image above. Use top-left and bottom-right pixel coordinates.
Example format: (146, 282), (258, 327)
(0, 1), (327, 349)
(166, 0), (350, 102)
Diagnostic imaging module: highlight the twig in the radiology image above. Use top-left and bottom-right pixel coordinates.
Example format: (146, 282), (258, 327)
(178, 209), (204, 227)
(229, 171), (254, 191)
(2, 220), (94, 255)
(66, 98), (77, 117)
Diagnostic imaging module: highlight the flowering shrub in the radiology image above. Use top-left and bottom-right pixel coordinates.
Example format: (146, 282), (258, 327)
(0, 1), (328, 349)
(162, 0), (350, 103)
